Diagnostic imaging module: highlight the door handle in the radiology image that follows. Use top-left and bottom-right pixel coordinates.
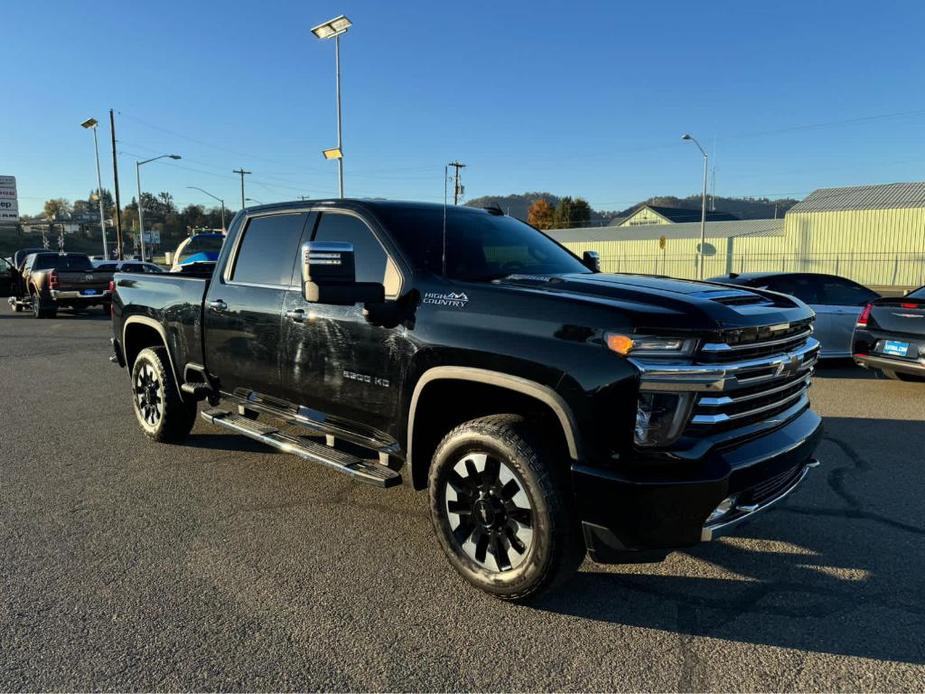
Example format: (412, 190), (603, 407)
(209, 299), (227, 312)
(285, 308), (306, 322)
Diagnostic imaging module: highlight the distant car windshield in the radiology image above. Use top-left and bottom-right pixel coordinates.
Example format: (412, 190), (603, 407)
(32, 254), (94, 272)
(377, 207), (590, 281)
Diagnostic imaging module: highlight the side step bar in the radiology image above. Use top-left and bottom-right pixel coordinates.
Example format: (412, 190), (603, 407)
(201, 409), (401, 488)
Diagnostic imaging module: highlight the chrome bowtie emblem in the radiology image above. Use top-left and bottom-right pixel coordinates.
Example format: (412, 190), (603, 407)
(776, 353), (801, 377)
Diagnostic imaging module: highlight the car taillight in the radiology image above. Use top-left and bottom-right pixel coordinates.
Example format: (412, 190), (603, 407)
(856, 302), (873, 327)
(900, 302), (920, 309)
(49, 270), (59, 290)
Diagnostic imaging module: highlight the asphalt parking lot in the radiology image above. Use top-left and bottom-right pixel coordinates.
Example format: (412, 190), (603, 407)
(1, 311), (923, 691)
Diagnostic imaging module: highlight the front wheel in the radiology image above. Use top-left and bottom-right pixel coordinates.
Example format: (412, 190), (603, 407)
(428, 414), (583, 602)
(130, 346), (197, 443)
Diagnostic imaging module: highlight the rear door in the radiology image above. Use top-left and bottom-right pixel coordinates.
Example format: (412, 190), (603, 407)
(203, 211), (309, 398)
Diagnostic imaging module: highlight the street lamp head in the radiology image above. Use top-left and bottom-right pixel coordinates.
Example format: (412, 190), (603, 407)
(169, 155), (182, 160)
(311, 14), (352, 39)
(681, 133), (692, 141)
(81, 118), (98, 129)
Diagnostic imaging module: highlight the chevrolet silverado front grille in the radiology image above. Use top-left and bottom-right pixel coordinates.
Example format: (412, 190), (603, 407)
(630, 327), (819, 444)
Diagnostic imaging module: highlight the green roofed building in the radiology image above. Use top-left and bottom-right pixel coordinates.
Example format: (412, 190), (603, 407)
(547, 182), (925, 288)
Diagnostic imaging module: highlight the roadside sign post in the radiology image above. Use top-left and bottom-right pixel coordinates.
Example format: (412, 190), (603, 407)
(0, 175), (20, 226)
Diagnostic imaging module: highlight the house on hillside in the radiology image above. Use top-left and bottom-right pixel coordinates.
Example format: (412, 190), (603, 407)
(618, 204), (739, 227)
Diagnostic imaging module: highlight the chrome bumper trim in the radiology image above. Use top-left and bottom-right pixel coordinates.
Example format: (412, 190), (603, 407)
(51, 290), (112, 300)
(854, 353), (925, 374)
(700, 459), (819, 541)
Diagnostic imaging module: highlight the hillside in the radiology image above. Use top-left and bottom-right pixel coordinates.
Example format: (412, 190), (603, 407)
(465, 192), (799, 224)
(617, 195), (798, 221)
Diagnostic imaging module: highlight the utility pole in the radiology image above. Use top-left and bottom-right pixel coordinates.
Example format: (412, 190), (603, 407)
(109, 109), (124, 259)
(233, 168), (251, 209)
(448, 161), (466, 205)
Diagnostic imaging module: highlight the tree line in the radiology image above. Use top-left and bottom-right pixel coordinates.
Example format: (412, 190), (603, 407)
(37, 189), (232, 247)
(526, 196), (592, 230)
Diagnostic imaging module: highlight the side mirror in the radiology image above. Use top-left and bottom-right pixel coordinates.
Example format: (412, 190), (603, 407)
(301, 241), (385, 305)
(582, 250), (601, 272)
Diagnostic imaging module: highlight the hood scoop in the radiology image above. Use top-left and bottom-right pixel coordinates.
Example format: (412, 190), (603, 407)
(688, 288), (773, 306)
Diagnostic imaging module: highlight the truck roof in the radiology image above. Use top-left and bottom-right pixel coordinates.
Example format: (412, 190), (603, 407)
(243, 198), (496, 216)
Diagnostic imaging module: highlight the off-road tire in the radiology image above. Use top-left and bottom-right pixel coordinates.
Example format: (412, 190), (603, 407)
(428, 414), (583, 602)
(130, 346), (197, 443)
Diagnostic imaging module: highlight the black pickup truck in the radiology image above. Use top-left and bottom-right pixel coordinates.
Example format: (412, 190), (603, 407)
(111, 199), (822, 601)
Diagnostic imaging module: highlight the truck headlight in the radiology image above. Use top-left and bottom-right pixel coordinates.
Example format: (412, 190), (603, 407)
(605, 333), (696, 357)
(634, 392), (694, 447)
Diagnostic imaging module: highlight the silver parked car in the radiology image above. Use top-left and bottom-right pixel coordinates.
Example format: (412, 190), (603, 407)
(708, 272), (880, 358)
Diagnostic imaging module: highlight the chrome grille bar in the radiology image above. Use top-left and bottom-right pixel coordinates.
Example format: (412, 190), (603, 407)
(701, 326), (814, 353)
(629, 337), (820, 393)
(691, 387), (810, 425)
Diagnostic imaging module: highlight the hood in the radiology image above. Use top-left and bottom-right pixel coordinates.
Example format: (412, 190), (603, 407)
(493, 273), (813, 332)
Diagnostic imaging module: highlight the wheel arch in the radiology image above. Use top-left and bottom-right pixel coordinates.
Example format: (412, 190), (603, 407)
(122, 316), (181, 390)
(406, 367), (581, 490)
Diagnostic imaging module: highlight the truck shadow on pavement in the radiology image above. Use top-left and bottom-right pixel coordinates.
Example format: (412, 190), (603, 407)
(532, 416), (925, 664)
(812, 358), (878, 379)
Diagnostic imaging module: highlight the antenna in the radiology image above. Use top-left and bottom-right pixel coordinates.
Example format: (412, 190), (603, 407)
(442, 164), (448, 277)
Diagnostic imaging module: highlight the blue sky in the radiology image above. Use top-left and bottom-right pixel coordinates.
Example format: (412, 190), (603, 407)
(6, 0), (925, 216)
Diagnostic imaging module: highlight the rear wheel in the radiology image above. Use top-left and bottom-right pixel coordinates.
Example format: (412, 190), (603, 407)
(31, 295), (55, 319)
(428, 414), (582, 602)
(130, 346), (197, 442)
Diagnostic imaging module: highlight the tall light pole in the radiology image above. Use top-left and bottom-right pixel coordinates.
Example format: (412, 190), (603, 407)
(682, 133), (709, 279)
(81, 118), (108, 258)
(186, 186), (226, 232)
(311, 14), (352, 198)
(135, 154), (181, 262)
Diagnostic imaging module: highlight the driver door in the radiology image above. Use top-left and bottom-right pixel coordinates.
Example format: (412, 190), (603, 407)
(0, 257), (16, 297)
(280, 210), (408, 433)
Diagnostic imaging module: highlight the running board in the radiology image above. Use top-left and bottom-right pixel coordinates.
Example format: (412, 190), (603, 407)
(201, 409), (401, 488)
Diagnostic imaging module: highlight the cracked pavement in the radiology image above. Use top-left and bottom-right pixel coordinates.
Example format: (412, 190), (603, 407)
(1, 312), (923, 691)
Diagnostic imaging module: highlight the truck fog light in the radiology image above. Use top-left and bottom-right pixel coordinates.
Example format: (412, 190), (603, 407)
(706, 496), (737, 524)
(634, 392), (693, 447)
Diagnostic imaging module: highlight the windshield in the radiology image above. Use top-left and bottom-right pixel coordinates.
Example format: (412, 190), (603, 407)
(32, 254), (94, 272)
(378, 207), (590, 281)
(908, 286), (925, 299)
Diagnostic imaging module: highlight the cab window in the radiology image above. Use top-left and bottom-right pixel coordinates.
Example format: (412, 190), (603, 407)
(312, 212), (401, 296)
(231, 213), (307, 286)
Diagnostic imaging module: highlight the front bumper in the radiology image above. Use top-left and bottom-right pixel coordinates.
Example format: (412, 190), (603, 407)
(573, 407), (823, 562)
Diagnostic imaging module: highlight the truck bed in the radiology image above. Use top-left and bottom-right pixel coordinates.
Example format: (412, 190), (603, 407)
(113, 272), (211, 371)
